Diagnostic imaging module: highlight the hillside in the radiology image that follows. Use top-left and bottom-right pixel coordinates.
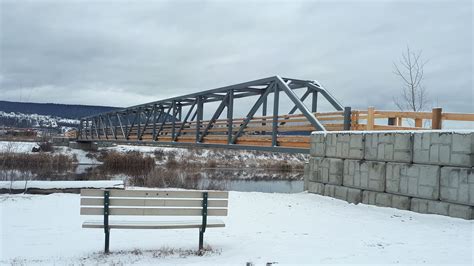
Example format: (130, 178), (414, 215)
(0, 100), (121, 119)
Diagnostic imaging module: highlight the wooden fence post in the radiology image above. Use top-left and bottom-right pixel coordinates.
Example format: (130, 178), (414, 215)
(388, 117), (395, 126)
(343, 107), (352, 130)
(432, 107), (442, 129)
(367, 107), (375, 130)
(415, 118), (423, 128)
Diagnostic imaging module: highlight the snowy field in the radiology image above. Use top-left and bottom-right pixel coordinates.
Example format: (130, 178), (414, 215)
(1, 190), (472, 265)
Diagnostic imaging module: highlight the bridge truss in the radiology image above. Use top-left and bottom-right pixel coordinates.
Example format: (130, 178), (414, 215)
(78, 76), (350, 153)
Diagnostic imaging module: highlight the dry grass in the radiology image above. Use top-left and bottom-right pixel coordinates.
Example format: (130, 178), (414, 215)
(78, 245), (221, 264)
(0, 152), (76, 172)
(99, 151), (155, 176)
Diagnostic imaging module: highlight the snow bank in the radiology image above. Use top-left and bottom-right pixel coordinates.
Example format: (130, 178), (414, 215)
(0, 141), (37, 153)
(0, 191), (472, 264)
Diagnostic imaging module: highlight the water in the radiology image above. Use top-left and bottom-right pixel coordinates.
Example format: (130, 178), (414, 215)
(1, 164), (304, 193)
(199, 178), (303, 193)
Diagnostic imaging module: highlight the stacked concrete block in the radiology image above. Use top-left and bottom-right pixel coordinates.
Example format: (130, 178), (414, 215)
(308, 157), (343, 185)
(413, 132), (474, 167)
(343, 160), (386, 192)
(310, 133), (326, 157)
(324, 184), (362, 204)
(303, 162), (310, 191)
(386, 163), (440, 200)
(324, 184), (336, 197)
(364, 132), (412, 162)
(362, 191), (411, 210)
(325, 133), (364, 159)
(448, 204), (473, 220)
(411, 198), (473, 219)
(411, 198), (449, 216)
(305, 131), (474, 220)
(440, 167), (474, 206)
(307, 181), (325, 195)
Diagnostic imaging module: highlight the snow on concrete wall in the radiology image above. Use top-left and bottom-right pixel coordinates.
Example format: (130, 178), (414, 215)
(304, 131), (474, 220)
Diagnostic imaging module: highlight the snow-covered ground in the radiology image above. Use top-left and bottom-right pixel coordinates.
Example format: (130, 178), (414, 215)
(0, 141), (98, 164)
(1, 191), (472, 265)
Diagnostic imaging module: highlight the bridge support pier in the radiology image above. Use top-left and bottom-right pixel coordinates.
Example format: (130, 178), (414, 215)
(69, 141), (98, 151)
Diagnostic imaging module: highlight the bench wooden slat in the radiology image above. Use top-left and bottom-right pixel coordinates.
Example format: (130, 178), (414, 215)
(80, 189), (228, 199)
(81, 198), (228, 208)
(82, 219), (225, 229)
(80, 207), (228, 216)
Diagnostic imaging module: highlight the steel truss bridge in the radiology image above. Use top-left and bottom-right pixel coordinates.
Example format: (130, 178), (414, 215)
(78, 76), (351, 153)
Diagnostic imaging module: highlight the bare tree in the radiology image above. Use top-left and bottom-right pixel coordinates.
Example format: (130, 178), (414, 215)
(393, 46), (429, 111)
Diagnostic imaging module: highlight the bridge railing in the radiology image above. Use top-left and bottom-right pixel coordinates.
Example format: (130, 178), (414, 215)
(349, 107), (474, 130)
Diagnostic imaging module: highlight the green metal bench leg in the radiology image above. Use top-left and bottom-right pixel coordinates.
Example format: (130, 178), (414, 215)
(199, 192), (208, 252)
(105, 228), (110, 253)
(199, 230), (204, 250)
(104, 190), (110, 254)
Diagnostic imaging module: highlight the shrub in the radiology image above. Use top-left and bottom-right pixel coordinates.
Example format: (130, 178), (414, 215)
(37, 141), (54, 152)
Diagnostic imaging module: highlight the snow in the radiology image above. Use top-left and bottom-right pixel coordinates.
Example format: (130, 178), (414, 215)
(0, 141), (37, 153)
(0, 141), (99, 164)
(0, 111), (79, 128)
(1, 191), (472, 265)
(0, 180), (123, 190)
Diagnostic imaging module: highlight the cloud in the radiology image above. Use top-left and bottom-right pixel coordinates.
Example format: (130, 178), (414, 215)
(0, 0), (472, 113)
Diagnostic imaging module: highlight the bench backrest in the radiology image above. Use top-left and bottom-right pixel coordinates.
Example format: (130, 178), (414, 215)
(80, 189), (228, 217)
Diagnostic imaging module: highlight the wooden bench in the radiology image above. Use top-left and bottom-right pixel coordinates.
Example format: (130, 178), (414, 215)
(80, 189), (229, 253)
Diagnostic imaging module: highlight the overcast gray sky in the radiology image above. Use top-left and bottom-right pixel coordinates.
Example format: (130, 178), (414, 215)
(0, 0), (472, 113)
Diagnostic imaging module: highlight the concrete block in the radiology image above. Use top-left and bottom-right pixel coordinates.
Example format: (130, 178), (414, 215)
(307, 181), (325, 195)
(386, 163), (440, 200)
(346, 187), (363, 204)
(362, 191), (410, 210)
(448, 204), (473, 219)
(309, 157), (344, 185)
(303, 162), (310, 191)
(392, 194), (411, 210)
(310, 133), (326, 157)
(324, 184), (337, 197)
(413, 132), (473, 167)
(334, 186), (348, 201)
(440, 167), (474, 206)
(411, 198), (473, 219)
(364, 132), (412, 162)
(325, 133), (364, 159)
(332, 185), (362, 204)
(343, 160), (386, 192)
(410, 198), (449, 216)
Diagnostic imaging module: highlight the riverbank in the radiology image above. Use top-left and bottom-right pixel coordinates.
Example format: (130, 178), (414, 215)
(0, 141), (306, 193)
(0, 190), (471, 265)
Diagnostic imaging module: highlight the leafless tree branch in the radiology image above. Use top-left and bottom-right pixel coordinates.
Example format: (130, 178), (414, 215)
(393, 46), (429, 112)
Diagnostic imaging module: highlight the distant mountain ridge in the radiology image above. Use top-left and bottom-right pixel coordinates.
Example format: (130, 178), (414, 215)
(0, 100), (121, 119)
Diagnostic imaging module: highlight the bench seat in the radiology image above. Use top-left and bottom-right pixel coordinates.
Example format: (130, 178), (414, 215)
(83, 219), (226, 229)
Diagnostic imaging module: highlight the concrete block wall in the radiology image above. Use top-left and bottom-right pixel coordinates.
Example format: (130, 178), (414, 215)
(305, 131), (474, 219)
